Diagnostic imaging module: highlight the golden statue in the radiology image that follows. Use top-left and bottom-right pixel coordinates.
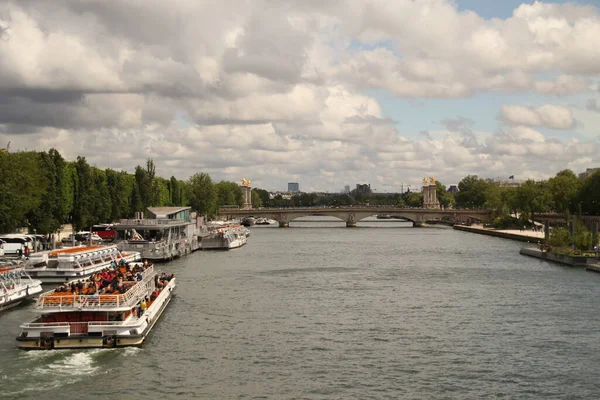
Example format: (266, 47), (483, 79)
(429, 176), (436, 185)
(422, 177), (428, 186)
(241, 178), (251, 187)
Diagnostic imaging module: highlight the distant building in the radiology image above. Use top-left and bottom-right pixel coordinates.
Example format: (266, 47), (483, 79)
(269, 191), (293, 200)
(356, 183), (371, 194)
(579, 168), (600, 179)
(288, 182), (299, 192)
(344, 185), (350, 194)
(495, 179), (522, 189)
(447, 185), (458, 195)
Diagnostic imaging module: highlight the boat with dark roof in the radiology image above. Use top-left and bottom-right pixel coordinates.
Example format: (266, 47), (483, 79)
(16, 262), (175, 350)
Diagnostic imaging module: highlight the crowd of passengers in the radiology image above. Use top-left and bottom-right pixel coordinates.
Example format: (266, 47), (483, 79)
(53, 259), (160, 296)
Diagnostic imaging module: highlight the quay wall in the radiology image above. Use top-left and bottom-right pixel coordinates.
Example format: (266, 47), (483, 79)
(453, 225), (542, 243)
(519, 247), (600, 268)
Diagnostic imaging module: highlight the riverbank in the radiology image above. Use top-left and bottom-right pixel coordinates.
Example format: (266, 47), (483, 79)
(519, 247), (600, 271)
(453, 224), (545, 243)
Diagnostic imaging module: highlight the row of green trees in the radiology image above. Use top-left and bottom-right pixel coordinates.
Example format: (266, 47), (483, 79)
(2, 147), (598, 234)
(455, 170), (599, 223)
(0, 149), (249, 233)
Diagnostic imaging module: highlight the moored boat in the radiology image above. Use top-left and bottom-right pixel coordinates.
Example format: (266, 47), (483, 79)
(25, 245), (141, 284)
(200, 224), (248, 250)
(113, 207), (203, 262)
(16, 262), (175, 350)
(0, 264), (43, 312)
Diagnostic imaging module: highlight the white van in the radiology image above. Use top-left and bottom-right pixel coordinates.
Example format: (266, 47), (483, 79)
(0, 235), (33, 257)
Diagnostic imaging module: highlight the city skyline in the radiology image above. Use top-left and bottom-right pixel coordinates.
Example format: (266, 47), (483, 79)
(0, 0), (599, 192)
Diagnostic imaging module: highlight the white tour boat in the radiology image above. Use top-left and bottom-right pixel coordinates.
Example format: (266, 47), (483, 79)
(200, 224), (248, 250)
(25, 245), (141, 284)
(16, 263), (175, 350)
(1, 265), (43, 311)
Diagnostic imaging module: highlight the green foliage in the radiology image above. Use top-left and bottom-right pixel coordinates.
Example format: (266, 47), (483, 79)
(548, 227), (570, 248)
(574, 220), (593, 251)
(27, 149), (70, 233)
(456, 175), (491, 209)
(153, 177), (171, 206)
(547, 169), (581, 216)
(577, 170), (600, 215)
(187, 173), (217, 217)
(489, 215), (520, 229)
(253, 188), (270, 207)
(435, 181), (455, 209)
(0, 151), (47, 232)
(214, 181), (243, 207)
(251, 191), (262, 208)
(513, 180), (551, 223)
(405, 192), (423, 208)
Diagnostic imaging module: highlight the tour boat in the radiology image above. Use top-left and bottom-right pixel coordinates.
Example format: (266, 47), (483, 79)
(113, 207), (203, 262)
(200, 224), (248, 250)
(25, 245), (141, 284)
(16, 263), (175, 350)
(0, 265), (43, 311)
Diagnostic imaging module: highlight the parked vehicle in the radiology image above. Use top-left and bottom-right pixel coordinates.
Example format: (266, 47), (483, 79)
(92, 224), (117, 241)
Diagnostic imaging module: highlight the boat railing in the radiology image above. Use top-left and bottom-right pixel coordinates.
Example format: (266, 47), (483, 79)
(87, 321), (127, 326)
(118, 219), (190, 226)
(20, 321), (70, 328)
(36, 266), (155, 310)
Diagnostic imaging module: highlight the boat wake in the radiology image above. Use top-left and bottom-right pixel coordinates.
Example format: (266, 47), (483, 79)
(5, 350), (106, 397)
(33, 351), (100, 376)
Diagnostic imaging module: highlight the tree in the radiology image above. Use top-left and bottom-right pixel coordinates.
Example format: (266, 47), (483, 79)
(251, 191), (262, 208)
(252, 188), (270, 207)
(573, 219), (593, 251)
(405, 192), (423, 207)
(435, 181), (456, 209)
(483, 183), (508, 218)
(169, 176), (180, 206)
(187, 173), (217, 217)
(153, 177), (171, 206)
(547, 169), (581, 217)
(72, 157), (95, 230)
(513, 180), (551, 224)
(455, 175), (491, 209)
(214, 181), (243, 207)
(0, 151), (47, 232)
(28, 149), (70, 233)
(576, 170), (600, 215)
(135, 158), (157, 210)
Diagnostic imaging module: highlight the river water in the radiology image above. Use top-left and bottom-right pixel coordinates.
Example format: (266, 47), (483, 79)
(2, 217), (600, 399)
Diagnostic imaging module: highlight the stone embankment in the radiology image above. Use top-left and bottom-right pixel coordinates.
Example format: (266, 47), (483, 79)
(453, 224), (545, 243)
(519, 247), (600, 271)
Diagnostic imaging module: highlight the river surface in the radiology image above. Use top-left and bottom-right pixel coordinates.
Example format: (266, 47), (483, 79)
(2, 217), (600, 399)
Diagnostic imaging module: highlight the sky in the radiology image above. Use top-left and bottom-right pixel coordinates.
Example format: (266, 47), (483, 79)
(0, 0), (599, 193)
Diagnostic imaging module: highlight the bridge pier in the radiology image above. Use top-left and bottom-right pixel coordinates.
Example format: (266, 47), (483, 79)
(346, 222), (357, 228)
(279, 221), (289, 228)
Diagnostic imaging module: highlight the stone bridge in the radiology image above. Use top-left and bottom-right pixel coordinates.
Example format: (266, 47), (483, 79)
(218, 207), (492, 227)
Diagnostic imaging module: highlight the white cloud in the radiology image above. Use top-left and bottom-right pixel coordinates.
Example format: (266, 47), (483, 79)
(500, 104), (576, 130)
(0, 0), (599, 191)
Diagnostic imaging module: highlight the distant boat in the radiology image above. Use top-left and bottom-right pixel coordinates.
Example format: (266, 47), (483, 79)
(0, 264), (43, 312)
(242, 217), (256, 227)
(376, 214), (392, 219)
(201, 224), (248, 250)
